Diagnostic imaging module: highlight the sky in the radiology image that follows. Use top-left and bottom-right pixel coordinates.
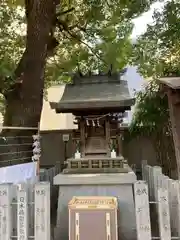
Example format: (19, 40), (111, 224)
(124, 1), (165, 123)
(132, 1), (164, 39)
(127, 1), (165, 96)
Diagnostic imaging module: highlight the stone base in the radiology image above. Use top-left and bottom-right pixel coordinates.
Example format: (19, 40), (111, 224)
(53, 170), (137, 240)
(64, 156), (126, 174)
(63, 167), (130, 174)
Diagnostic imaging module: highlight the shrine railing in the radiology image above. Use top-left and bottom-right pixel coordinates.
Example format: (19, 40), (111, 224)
(135, 161), (180, 240)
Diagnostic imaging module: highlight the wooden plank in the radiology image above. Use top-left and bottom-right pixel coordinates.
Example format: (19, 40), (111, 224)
(80, 120), (85, 157)
(106, 212), (111, 240)
(167, 88), (180, 179)
(134, 181), (151, 240)
(17, 183), (28, 240)
(0, 184), (12, 240)
(105, 120), (111, 157)
(75, 212), (79, 240)
(157, 188), (171, 240)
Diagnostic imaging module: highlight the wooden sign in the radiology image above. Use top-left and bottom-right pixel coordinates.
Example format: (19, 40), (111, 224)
(68, 196), (118, 209)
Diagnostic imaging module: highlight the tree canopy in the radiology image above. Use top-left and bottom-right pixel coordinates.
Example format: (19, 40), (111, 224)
(130, 0), (179, 176)
(133, 0), (180, 78)
(131, 0), (180, 133)
(0, 0), (158, 88)
(131, 0), (180, 132)
(0, 0), (160, 164)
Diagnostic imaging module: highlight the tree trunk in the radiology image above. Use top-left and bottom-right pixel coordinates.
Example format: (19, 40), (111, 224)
(0, 0), (56, 165)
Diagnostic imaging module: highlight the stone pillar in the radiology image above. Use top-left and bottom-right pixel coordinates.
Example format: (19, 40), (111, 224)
(17, 183), (28, 240)
(0, 184), (12, 240)
(34, 182), (50, 240)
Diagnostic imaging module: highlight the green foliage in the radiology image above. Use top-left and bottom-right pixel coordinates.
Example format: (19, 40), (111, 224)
(46, 0), (158, 84)
(129, 80), (176, 176)
(130, 1), (178, 176)
(131, 0), (180, 134)
(0, 0), (158, 91)
(132, 0), (180, 78)
(0, 1), (25, 91)
(130, 80), (169, 136)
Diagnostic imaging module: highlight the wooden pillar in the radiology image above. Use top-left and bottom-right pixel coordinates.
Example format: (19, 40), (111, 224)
(167, 88), (180, 179)
(105, 119), (111, 157)
(117, 131), (123, 156)
(80, 119), (85, 157)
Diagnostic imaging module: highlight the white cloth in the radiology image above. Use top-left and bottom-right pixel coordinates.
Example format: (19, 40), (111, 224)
(0, 162), (37, 183)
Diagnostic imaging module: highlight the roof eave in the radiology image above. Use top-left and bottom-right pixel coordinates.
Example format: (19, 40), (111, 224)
(158, 77), (180, 90)
(50, 98), (135, 113)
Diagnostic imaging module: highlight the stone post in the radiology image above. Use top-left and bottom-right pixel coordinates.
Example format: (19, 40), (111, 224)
(17, 183), (28, 240)
(34, 182), (50, 240)
(0, 184), (12, 240)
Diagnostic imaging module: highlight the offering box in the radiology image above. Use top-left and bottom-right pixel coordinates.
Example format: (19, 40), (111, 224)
(68, 196), (118, 240)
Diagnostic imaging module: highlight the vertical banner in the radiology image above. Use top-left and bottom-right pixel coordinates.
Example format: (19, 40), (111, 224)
(17, 184), (28, 240)
(34, 182), (50, 240)
(0, 184), (12, 240)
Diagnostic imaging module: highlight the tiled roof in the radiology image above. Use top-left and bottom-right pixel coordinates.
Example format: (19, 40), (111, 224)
(50, 73), (134, 113)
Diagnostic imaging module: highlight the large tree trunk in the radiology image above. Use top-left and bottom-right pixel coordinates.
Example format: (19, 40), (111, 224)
(0, 0), (56, 165)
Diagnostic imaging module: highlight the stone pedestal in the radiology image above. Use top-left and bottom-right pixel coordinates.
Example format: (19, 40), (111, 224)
(53, 170), (137, 240)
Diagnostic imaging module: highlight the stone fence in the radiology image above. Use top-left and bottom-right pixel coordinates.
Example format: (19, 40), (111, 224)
(0, 181), (50, 240)
(135, 161), (180, 240)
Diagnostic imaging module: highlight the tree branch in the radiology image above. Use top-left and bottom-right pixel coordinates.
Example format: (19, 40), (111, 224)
(66, 30), (108, 65)
(57, 8), (75, 16)
(14, 50), (27, 79)
(56, 19), (107, 65)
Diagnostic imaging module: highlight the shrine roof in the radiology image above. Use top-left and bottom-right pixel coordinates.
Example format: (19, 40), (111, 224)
(50, 72), (135, 113)
(158, 77), (180, 89)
